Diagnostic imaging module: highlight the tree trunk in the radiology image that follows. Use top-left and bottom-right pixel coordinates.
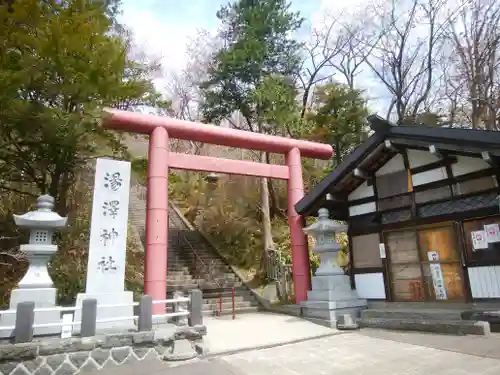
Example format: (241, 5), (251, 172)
(265, 152), (279, 218)
(267, 179), (279, 218)
(48, 168), (73, 215)
(48, 170), (61, 202)
(259, 151), (275, 277)
(334, 138), (342, 167)
(57, 172), (72, 215)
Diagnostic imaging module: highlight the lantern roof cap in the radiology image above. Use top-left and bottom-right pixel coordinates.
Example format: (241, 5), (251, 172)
(303, 208), (347, 235)
(13, 195), (68, 229)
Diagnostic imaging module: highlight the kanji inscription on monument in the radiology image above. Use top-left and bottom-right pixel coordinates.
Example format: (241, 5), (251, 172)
(100, 228), (119, 246)
(102, 199), (120, 218)
(85, 158), (131, 294)
(104, 172), (123, 191)
(97, 256), (118, 272)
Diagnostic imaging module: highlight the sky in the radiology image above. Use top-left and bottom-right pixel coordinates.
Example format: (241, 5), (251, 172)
(118, 0), (369, 93)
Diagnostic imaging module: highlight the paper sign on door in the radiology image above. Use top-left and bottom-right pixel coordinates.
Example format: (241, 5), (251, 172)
(427, 251), (447, 300)
(484, 224), (500, 244)
(471, 230), (488, 250)
(379, 243), (386, 259)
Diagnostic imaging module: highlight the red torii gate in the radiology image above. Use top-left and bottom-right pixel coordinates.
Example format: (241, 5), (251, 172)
(102, 109), (333, 313)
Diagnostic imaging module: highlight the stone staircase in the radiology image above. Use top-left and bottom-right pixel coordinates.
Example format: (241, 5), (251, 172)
(359, 301), (500, 335)
(129, 184), (260, 316)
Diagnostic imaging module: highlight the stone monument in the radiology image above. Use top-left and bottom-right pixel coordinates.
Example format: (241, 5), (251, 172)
(74, 158), (134, 332)
(301, 207), (366, 328)
(0, 195), (68, 337)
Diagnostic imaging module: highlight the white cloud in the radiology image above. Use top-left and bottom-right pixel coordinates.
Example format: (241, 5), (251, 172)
(118, 0), (222, 92)
(118, 0), (387, 114)
(120, 10), (190, 73)
(119, 0), (330, 90)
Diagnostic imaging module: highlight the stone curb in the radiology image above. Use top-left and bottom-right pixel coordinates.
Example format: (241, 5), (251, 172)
(202, 331), (346, 358)
(0, 326), (206, 375)
(359, 318), (491, 336)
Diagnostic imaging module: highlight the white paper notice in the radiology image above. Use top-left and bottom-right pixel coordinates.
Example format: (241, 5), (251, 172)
(427, 251), (447, 300)
(484, 224), (500, 244)
(61, 313), (73, 338)
(471, 230), (488, 250)
(379, 243), (386, 259)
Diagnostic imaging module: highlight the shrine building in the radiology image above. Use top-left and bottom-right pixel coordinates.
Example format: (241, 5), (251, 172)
(296, 116), (500, 303)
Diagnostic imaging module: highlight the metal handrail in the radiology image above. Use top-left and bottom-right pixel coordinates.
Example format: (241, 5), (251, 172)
(266, 248), (293, 301)
(132, 185), (221, 289)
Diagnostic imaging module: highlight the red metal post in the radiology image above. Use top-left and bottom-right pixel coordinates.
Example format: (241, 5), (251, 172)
(286, 147), (311, 304)
(145, 127), (169, 315)
(232, 287), (235, 320)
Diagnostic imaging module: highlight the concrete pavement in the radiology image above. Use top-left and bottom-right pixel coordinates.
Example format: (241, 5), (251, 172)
(89, 313), (500, 374)
(220, 333), (500, 375)
(360, 328), (500, 359)
(202, 312), (339, 355)
(97, 332), (500, 375)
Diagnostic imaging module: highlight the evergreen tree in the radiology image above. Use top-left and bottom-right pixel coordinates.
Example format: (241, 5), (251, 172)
(200, 0), (304, 273)
(308, 82), (369, 167)
(0, 0), (164, 211)
(201, 0), (303, 131)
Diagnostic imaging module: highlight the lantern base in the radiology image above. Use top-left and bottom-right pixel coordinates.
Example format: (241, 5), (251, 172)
(301, 274), (367, 329)
(0, 288), (61, 338)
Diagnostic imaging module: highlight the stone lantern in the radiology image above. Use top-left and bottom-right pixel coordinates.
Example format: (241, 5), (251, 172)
(0, 195), (68, 338)
(13, 195), (68, 289)
(301, 207), (366, 328)
(304, 208), (347, 276)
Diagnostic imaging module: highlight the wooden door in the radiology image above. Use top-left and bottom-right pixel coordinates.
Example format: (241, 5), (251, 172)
(418, 225), (465, 301)
(386, 230), (425, 301)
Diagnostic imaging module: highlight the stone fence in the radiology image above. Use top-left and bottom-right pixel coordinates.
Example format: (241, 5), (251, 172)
(0, 325), (207, 375)
(0, 290), (203, 344)
(0, 290), (206, 375)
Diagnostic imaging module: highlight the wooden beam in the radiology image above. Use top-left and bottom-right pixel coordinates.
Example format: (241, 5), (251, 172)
(428, 144), (442, 158)
(325, 193), (345, 204)
(384, 139), (398, 152)
(410, 156), (457, 175)
(413, 167), (497, 193)
(391, 138), (495, 158)
(348, 195), (376, 206)
(354, 168), (371, 180)
(482, 151), (497, 166)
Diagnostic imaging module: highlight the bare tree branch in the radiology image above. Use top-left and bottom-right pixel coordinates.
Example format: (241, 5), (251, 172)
(362, 0), (451, 124)
(298, 13), (348, 118)
(446, 0), (500, 129)
(0, 249), (26, 267)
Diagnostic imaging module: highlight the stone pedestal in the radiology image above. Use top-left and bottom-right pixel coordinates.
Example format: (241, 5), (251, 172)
(0, 288), (61, 338)
(73, 292), (135, 334)
(302, 274), (367, 327)
(301, 208), (366, 328)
